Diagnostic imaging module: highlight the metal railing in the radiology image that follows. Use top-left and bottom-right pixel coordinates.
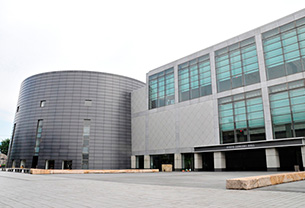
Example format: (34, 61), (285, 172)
(1, 168), (31, 173)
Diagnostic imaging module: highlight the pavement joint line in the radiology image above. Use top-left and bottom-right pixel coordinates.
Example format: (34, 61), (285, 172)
(2, 171), (305, 207)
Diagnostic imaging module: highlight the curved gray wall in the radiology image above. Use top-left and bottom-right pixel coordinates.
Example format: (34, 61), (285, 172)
(7, 71), (145, 169)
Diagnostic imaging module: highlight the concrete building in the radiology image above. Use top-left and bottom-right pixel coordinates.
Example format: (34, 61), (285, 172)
(7, 71), (144, 169)
(131, 9), (305, 172)
(7, 9), (305, 171)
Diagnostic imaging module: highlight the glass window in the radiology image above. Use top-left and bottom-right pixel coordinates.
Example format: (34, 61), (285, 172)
(269, 80), (305, 138)
(82, 119), (91, 169)
(263, 18), (305, 80)
(215, 37), (260, 92)
(218, 90), (265, 144)
(34, 120), (43, 155)
(149, 68), (175, 109)
(83, 120), (90, 136)
(84, 100), (92, 106)
(178, 55), (211, 102)
(40, 100), (46, 107)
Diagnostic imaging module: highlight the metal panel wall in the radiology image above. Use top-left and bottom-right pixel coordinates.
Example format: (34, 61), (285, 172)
(7, 71), (145, 169)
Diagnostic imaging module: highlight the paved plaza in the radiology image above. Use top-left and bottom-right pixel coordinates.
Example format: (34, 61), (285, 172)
(1, 171), (305, 207)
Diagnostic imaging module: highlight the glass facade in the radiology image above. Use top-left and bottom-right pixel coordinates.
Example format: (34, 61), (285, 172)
(178, 55), (212, 102)
(34, 120), (43, 155)
(149, 68), (175, 109)
(215, 37), (260, 92)
(269, 80), (305, 139)
(219, 90), (265, 144)
(82, 119), (90, 169)
(262, 17), (305, 80)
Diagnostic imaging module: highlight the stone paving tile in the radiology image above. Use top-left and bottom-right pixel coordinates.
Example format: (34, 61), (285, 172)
(1, 171), (305, 207)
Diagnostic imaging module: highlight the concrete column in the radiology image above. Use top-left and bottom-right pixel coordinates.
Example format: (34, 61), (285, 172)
(174, 65), (179, 104)
(174, 153), (182, 171)
(301, 146), (305, 170)
(210, 51), (221, 145)
(214, 152), (226, 171)
(265, 148), (280, 171)
(144, 155), (150, 169)
(255, 34), (273, 141)
(131, 155), (136, 169)
(194, 153), (203, 171)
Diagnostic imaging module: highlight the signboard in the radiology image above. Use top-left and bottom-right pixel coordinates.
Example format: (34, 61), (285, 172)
(194, 138), (304, 152)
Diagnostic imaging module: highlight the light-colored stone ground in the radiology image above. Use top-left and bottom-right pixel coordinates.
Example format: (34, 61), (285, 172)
(1, 171), (305, 208)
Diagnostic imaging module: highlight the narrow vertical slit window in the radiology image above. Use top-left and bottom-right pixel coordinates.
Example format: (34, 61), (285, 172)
(34, 120), (43, 155)
(82, 119), (90, 169)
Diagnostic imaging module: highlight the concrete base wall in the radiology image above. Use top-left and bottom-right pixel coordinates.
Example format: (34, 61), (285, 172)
(131, 156), (136, 169)
(144, 155), (150, 169)
(194, 153), (202, 170)
(302, 146), (305, 170)
(214, 152), (226, 171)
(174, 153), (182, 170)
(266, 148), (280, 171)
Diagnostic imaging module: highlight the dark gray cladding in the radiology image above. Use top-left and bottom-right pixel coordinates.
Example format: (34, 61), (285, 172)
(7, 71), (145, 169)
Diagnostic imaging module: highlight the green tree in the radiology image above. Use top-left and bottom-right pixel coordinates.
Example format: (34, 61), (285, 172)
(0, 138), (10, 155)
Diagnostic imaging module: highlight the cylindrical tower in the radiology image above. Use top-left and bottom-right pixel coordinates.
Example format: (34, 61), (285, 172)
(7, 71), (145, 169)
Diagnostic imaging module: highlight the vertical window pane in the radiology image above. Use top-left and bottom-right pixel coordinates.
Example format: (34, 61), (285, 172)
(149, 67), (175, 109)
(263, 18), (305, 80)
(215, 37), (260, 92)
(178, 55), (211, 102)
(269, 80), (305, 138)
(218, 90), (265, 144)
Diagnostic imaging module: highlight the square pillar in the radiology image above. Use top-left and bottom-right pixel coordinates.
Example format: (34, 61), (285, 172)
(174, 153), (182, 171)
(131, 155), (136, 169)
(301, 146), (305, 170)
(265, 148), (280, 171)
(214, 152), (226, 171)
(194, 153), (203, 171)
(144, 155), (150, 169)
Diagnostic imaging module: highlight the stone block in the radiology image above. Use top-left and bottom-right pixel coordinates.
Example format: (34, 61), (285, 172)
(161, 164), (172, 172)
(227, 172), (305, 190)
(30, 169), (159, 175)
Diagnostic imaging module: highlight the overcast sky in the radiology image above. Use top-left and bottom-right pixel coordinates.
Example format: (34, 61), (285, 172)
(1, 0), (305, 141)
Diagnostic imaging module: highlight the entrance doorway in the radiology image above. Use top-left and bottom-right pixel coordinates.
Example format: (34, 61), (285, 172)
(182, 153), (194, 171)
(20, 160), (26, 168)
(45, 160), (55, 169)
(136, 156), (144, 169)
(31, 156), (38, 168)
(202, 152), (214, 171)
(225, 149), (267, 171)
(62, 160), (72, 169)
(151, 154), (174, 171)
(278, 146), (304, 171)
